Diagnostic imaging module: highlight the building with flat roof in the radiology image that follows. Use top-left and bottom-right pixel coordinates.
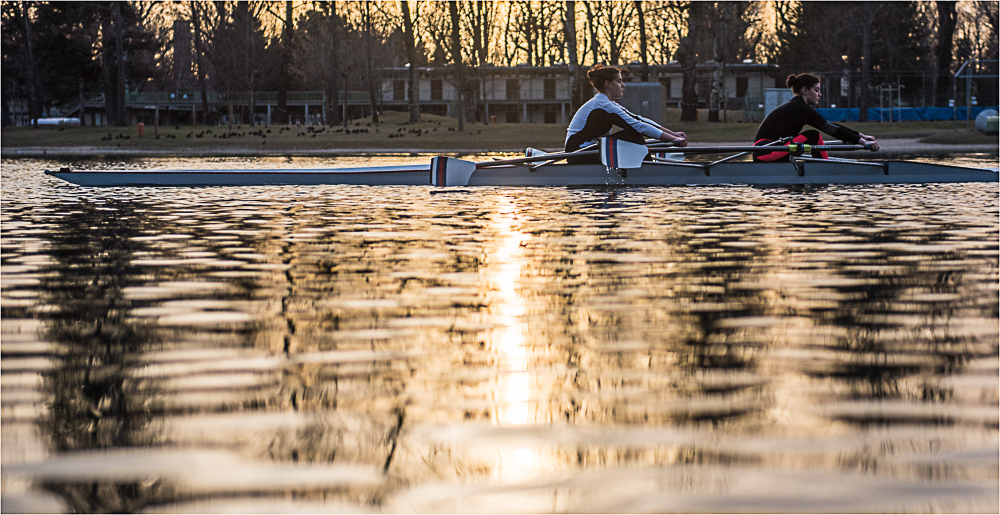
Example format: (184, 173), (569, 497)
(44, 62), (777, 127)
(379, 62), (777, 125)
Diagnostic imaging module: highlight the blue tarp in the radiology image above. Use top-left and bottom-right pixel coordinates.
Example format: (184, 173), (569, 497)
(816, 106), (999, 122)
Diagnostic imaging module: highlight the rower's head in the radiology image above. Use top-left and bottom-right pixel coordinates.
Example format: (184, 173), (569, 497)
(787, 73), (822, 107)
(589, 65), (625, 100)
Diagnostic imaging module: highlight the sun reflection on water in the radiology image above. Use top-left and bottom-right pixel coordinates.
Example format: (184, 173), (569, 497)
(482, 196), (545, 483)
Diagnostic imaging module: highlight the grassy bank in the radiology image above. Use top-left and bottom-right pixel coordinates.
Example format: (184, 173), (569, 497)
(2, 110), (995, 154)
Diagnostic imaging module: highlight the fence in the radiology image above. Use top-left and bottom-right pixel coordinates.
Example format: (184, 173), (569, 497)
(817, 106), (999, 123)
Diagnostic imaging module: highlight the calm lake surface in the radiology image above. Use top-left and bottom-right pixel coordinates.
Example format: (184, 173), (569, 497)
(2, 155), (998, 513)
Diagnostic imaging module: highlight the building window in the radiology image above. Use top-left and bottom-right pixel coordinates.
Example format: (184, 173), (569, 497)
(736, 77), (748, 98)
(506, 79), (519, 101)
(466, 80), (479, 97)
(431, 80), (443, 101)
(394, 80), (406, 101)
(544, 111), (556, 124)
(544, 79), (556, 100)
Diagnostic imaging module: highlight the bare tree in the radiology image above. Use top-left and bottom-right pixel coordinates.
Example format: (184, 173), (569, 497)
(400, 0), (421, 123)
(675, 1), (703, 121)
(4, 2), (41, 126)
(934, 1), (957, 106)
(341, 1), (387, 123)
(563, 1), (583, 109)
(708, 3), (729, 122)
(289, 2), (342, 125)
(502, 1), (562, 66)
(594, 1), (637, 65)
(208, 1), (269, 128)
(325, 1), (343, 126)
(190, 1), (212, 124)
(707, 2), (763, 121)
(850, 2), (885, 121)
(464, 1), (497, 67)
(460, 1), (497, 123)
(449, 0), (463, 130)
(583, 1), (599, 65)
(645, 2), (685, 64)
(98, 1), (128, 126)
(267, 0), (295, 124)
(974, 0), (999, 60)
(635, 1), (649, 80)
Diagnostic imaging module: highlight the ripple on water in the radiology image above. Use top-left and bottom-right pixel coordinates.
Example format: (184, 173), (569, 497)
(1, 157), (997, 513)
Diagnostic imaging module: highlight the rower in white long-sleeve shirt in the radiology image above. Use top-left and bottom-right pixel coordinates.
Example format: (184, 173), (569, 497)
(565, 65), (688, 164)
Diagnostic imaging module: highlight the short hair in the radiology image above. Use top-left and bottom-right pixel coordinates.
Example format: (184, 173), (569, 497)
(587, 64), (623, 92)
(786, 73), (820, 94)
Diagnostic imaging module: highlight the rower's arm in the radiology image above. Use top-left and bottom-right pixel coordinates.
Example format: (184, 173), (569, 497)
(820, 122), (879, 151)
(820, 122), (862, 144)
(658, 130), (688, 146)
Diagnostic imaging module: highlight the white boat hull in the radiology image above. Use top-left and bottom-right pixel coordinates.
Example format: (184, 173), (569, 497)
(45, 160), (998, 187)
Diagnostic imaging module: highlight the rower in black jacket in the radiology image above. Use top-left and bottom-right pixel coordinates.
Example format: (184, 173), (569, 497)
(754, 73), (879, 162)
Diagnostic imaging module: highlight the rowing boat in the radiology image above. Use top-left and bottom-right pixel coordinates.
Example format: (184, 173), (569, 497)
(45, 159), (998, 187)
(44, 139), (998, 187)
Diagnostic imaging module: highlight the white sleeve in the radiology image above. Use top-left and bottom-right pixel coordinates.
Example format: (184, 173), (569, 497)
(625, 108), (664, 131)
(607, 102), (663, 139)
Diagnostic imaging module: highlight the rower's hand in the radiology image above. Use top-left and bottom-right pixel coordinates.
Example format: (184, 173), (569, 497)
(672, 136), (688, 147)
(860, 134), (880, 152)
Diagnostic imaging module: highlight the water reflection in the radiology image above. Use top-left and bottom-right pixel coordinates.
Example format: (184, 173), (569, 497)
(31, 200), (168, 512)
(482, 195), (545, 487)
(486, 196), (531, 427)
(1, 157), (997, 513)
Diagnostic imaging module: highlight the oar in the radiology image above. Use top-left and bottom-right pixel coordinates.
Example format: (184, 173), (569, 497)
(430, 137), (650, 186)
(531, 139), (684, 171)
(431, 149), (593, 187)
(701, 136), (795, 167)
(527, 142), (599, 171)
(644, 143), (870, 155)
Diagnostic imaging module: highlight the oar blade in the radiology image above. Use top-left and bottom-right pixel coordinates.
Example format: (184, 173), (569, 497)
(652, 152), (685, 162)
(600, 138), (648, 169)
(430, 156), (477, 187)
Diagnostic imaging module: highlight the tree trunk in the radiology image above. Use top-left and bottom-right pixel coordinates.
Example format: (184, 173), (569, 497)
(449, 1), (464, 131)
(114, 2), (127, 125)
(471, 2), (485, 66)
(14, 2), (42, 126)
(190, 1), (209, 124)
(635, 1), (649, 81)
(584, 2), (599, 64)
(100, 2), (126, 126)
(606, 6), (618, 64)
(677, 2), (702, 122)
(238, 2), (255, 126)
(709, 3), (729, 122)
(276, 1), (292, 125)
(325, 1), (341, 126)
(934, 1), (957, 107)
(401, 0), (421, 123)
(564, 1), (582, 110)
(470, 2), (488, 121)
(79, 83), (86, 126)
(859, 3), (873, 122)
(363, 2), (379, 124)
(343, 73), (349, 127)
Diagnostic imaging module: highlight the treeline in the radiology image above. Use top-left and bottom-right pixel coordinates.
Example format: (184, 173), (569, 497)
(3, 1), (997, 126)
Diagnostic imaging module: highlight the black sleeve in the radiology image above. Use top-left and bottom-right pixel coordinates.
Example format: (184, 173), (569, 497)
(819, 122), (861, 144)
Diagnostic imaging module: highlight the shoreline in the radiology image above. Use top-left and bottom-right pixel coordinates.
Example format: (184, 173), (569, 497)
(2, 138), (997, 159)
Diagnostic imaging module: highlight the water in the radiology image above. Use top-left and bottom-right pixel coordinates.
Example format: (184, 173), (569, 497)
(2, 155), (998, 513)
